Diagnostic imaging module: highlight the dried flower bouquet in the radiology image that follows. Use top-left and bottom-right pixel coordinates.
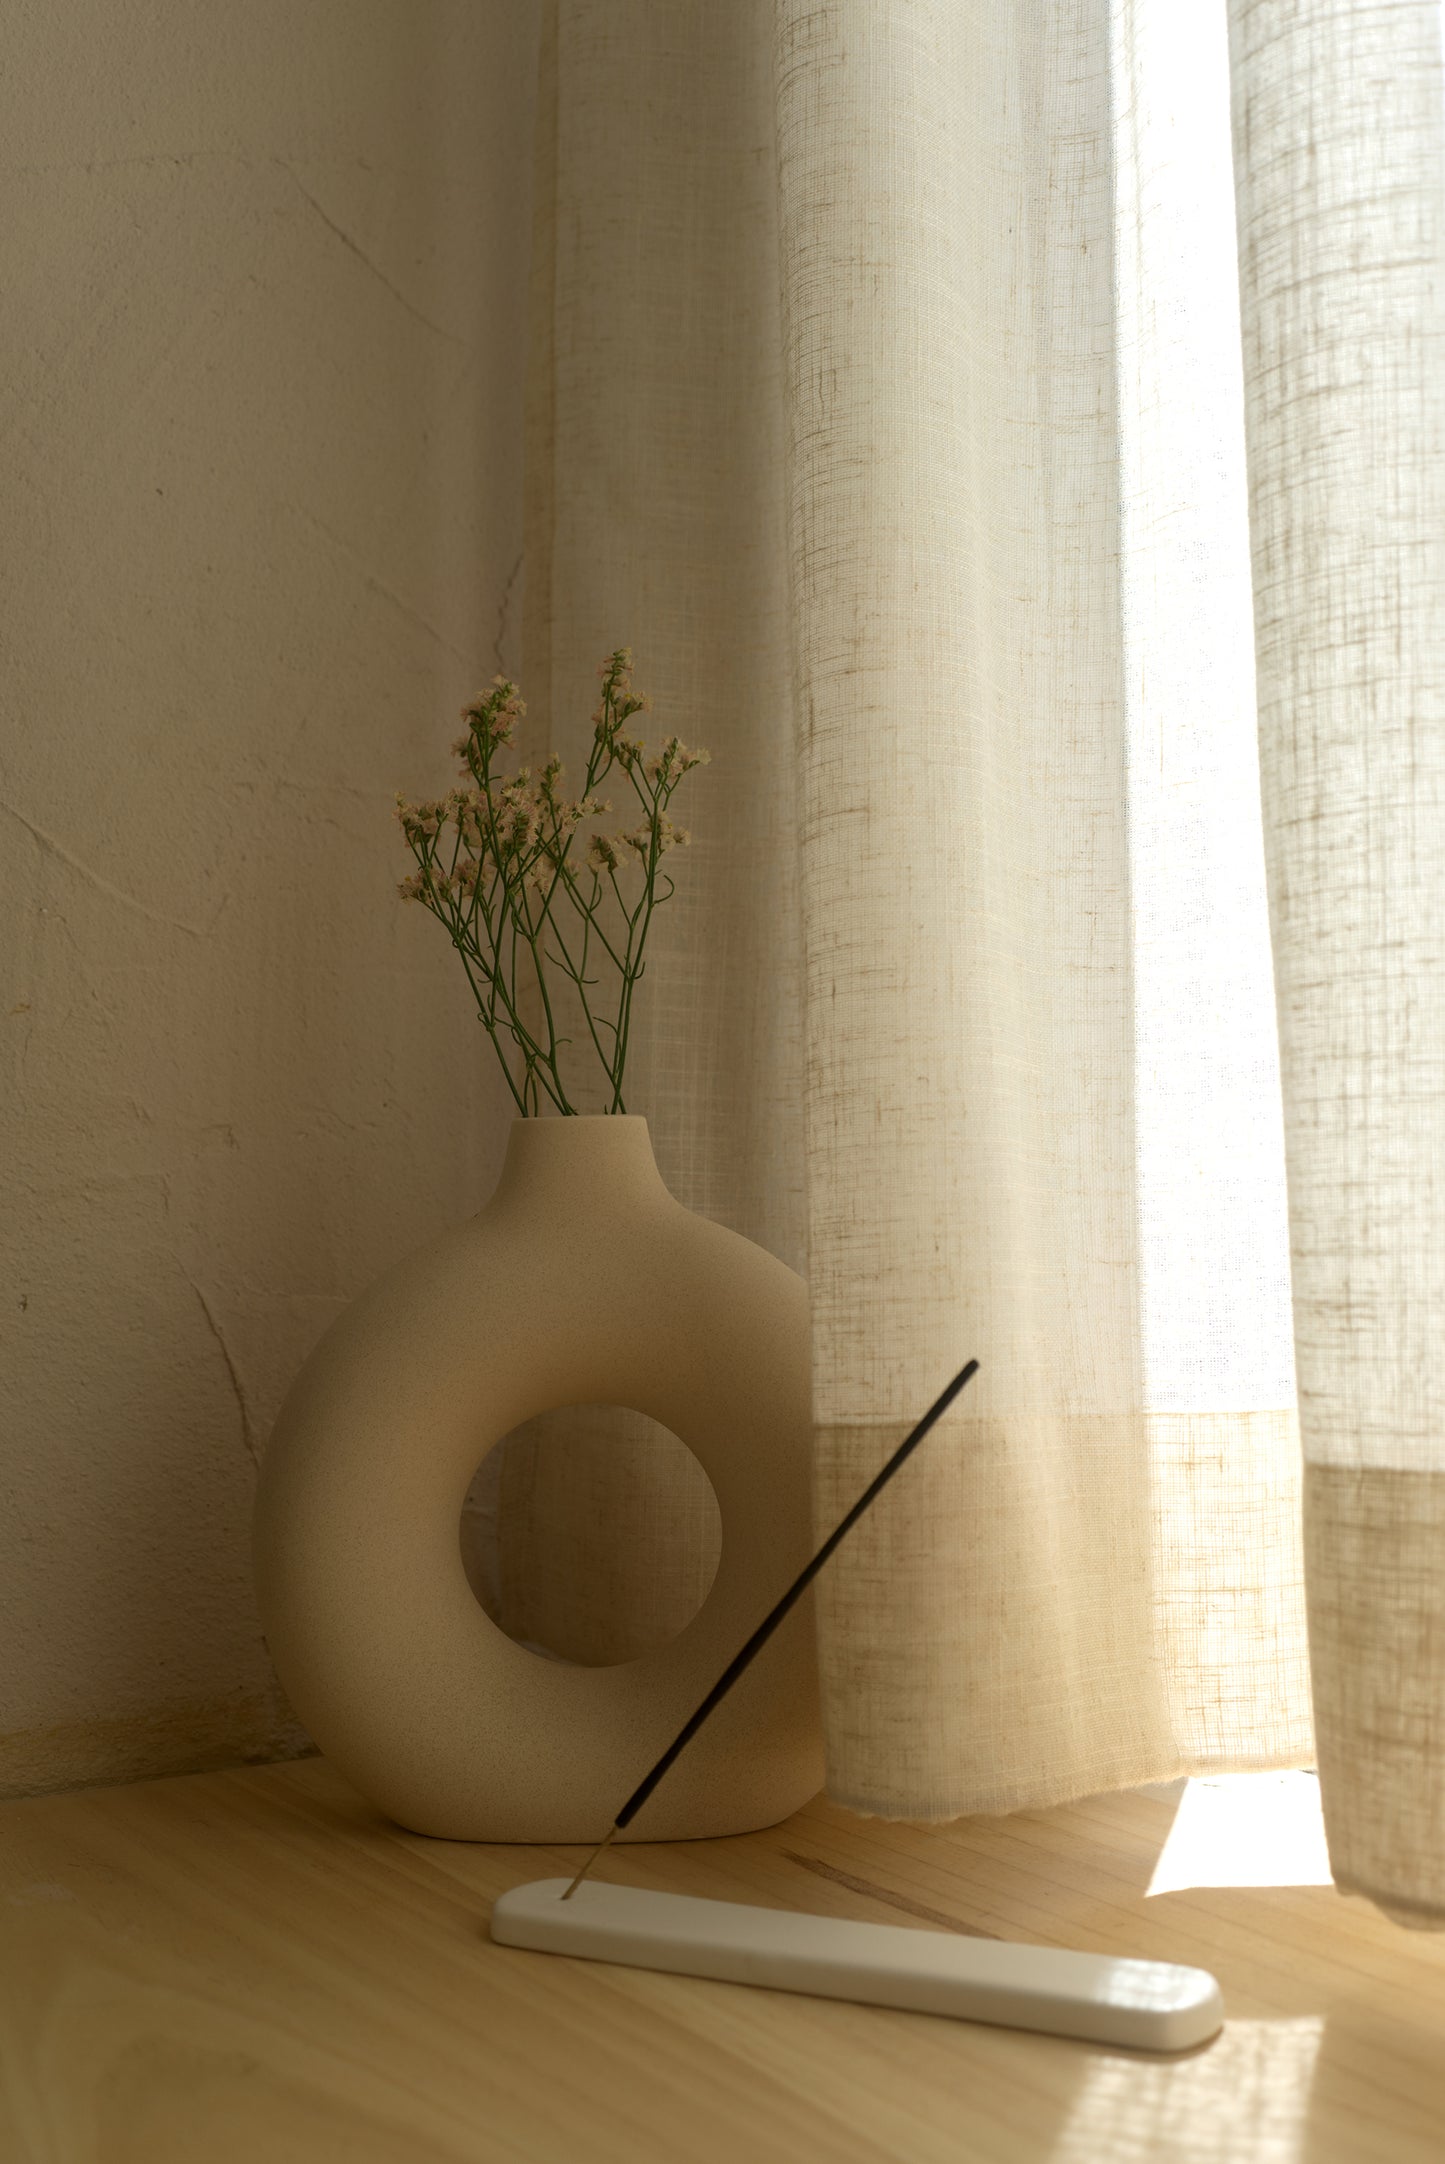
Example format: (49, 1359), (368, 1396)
(396, 649), (708, 1115)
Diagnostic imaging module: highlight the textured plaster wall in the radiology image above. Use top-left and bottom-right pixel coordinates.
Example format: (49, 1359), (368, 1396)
(0, 0), (539, 1795)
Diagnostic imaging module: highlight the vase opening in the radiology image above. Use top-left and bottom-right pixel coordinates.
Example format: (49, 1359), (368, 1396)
(458, 1402), (723, 1668)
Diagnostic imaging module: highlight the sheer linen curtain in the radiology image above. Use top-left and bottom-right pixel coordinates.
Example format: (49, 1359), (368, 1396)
(1229, 0), (1445, 1926)
(499, 0), (1316, 1828)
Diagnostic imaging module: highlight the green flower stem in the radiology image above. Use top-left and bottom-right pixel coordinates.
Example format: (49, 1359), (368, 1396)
(542, 907), (620, 1089)
(438, 871), (563, 1114)
(475, 722), (575, 1113)
(514, 875), (574, 1113)
(610, 833), (657, 1112)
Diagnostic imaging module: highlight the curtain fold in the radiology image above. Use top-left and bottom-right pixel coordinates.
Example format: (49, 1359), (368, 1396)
(777, 0), (1307, 1814)
(501, 0), (1313, 1819)
(1228, 0), (1445, 1923)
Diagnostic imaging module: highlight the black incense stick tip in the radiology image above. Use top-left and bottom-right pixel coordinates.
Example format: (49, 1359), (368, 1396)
(558, 1358), (979, 1900)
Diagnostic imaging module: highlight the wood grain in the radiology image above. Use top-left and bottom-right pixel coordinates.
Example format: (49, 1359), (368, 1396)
(2, 1759), (1444, 2161)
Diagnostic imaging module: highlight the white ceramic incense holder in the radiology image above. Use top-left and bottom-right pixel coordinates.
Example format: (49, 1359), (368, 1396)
(491, 1879), (1225, 2053)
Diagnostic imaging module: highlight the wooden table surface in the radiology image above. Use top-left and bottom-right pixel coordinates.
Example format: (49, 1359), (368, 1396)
(2, 1755), (1443, 2162)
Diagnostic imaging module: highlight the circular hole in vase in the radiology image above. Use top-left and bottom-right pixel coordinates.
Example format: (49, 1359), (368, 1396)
(459, 1402), (723, 1668)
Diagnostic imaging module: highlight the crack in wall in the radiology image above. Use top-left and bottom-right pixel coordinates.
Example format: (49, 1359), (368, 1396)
(186, 1275), (260, 1473)
(493, 550), (523, 675)
(3, 801), (206, 939)
(292, 505), (474, 667)
(276, 163), (465, 350)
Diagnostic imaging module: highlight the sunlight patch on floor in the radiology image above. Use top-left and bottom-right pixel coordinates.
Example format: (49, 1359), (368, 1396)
(1051, 2017), (1325, 2164)
(1146, 1772), (1332, 1896)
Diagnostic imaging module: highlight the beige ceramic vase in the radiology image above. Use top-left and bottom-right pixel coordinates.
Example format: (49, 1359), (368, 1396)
(253, 1115), (824, 1840)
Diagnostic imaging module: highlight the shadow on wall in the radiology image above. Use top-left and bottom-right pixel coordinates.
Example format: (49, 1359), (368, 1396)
(0, 0), (542, 1798)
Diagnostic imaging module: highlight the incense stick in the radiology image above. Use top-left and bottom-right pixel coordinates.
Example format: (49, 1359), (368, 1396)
(560, 1357), (979, 1899)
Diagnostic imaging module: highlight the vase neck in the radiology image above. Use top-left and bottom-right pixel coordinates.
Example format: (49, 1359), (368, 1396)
(488, 1115), (671, 1220)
